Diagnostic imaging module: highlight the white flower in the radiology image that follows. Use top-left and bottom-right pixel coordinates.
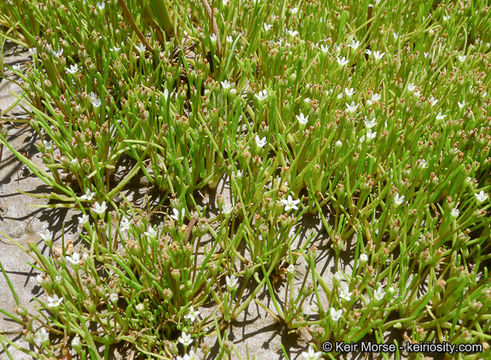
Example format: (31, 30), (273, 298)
(120, 216), (130, 232)
(428, 96), (438, 107)
(263, 23), (272, 31)
(163, 88), (169, 100)
(78, 214), (89, 226)
(226, 275), (238, 291)
(12, 64), (21, 71)
(170, 208), (185, 221)
(184, 306), (200, 323)
(360, 129), (377, 143)
(71, 335), (80, 348)
(109, 293), (118, 303)
(458, 100), (466, 109)
(50, 48), (63, 58)
(135, 303), (144, 312)
(330, 307), (342, 321)
(345, 102), (359, 114)
(280, 195), (300, 211)
(335, 140), (342, 148)
(372, 50), (385, 61)
(290, 7), (298, 14)
(407, 83), (417, 92)
(66, 252), (81, 265)
(436, 112), (446, 121)
(178, 332), (193, 346)
(255, 135), (267, 148)
(364, 117), (377, 129)
(394, 193), (405, 206)
(320, 44), (329, 54)
(110, 46), (121, 52)
(96, 2), (105, 10)
(221, 80), (231, 89)
(367, 93), (381, 106)
(89, 92), (101, 108)
(92, 201), (107, 215)
(226, 35), (233, 43)
(450, 207), (459, 218)
(46, 294), (64, 308)
(374, 286), (385, 301)
(255, 89), (268, 101)
(339, 283), (352, 302)
(34, 327), (49, 347)
(80, 188), (95, 201)
(234, 170), (243, 179)
(336, 56), (349, 66)
(344, 88), (355, 97)
(29, 47), (37, 56)
(210, 34), (217, 43)
(301, 344), (322, 360)
(144, 226), (157, 238)
(359, 253), (368, 264)
(36, 274), (45, 285)
(419, 159), (428, 168)
(287, 264), (295, 275)
(286, 29), (299, 37)
(475, 190), (488, 203)
(393, 32), (400, 40)
(136, 43), (146, 53)
(296, 113), (309, 125)
(348, 39), (360, 49)
(40, 229), (52, 244)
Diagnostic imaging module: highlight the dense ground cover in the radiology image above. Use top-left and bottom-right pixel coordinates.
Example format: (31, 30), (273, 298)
(0, 0), (489, 359)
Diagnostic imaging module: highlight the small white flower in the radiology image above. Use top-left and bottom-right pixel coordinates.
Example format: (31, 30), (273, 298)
(66, 252), (81, 265)
(360, 128), (377, 143)
(234, 170), (243, 179)
(255, 89), (268, 101)
(339, 283), (352, 302)
(255, 135), (267, 148)
(222, 203), (233, 215)
(475, 190), (488, 203)
(330, 307), (342, 321)
(78, 214), (89, 226)
(394, 193), (405, 206)
(163, 88), (169, 100)
(436, 112), (446, 121)
(419, 159), (428, 168)
(36, 274), (45, 285)
(144, 226), (157, 238)
(335, 140), (342, 148)
(96, 2), (105, 10)
(367, 93), (381, 106)
(34, 327), (49, 347)
(29, 47), (37, 56)
(336, 56), (349, 66)
(287, 264), (295, 275)
(374, 286), (385, 301)
(364, 117), (377, 129)
(372, 50), (385, 61)
(221, 80), (231, 89)
(80, 188), (95, 201)
(280, 195), (300, 211)
(442, 15), (450, 22)
(393, 32), (400, 40)
(136, 43), (146, 53)
(40, 229), (52, 244)
(178, 332), (193, 346)
(428, 96), (438, 107)
(109, 293), (118, 303)
(50, 48), (63, 58)
(457, 55), (467, 62)
(458, 100), (466, 109)
(184, 306), (200, 323)
(210, 34), (217, 43)
(359, 253), (368, 264)
(290, 7), (298, 14)
(226, 35), (233, 43)
(296, 113), (309, 125)
(450, 207), (459, 218)
(345, 102), (359, 114)
(320, 44), (329, 54)
(407, 83), (417, 92)
(89, 92), (101, 108)
(120, 216), (130, 232)
(226, 275), (238, 291)
(92, 201), (107, 215)
(46, 294), (63, 308)
(135, 303), (144, 312)
(110, 46), (121, 53)
(263, 23), (272, 31)
(12, 64), (21, 71)
(344, 88), (355, 97)
(348, 40), (360, 50)
(71, 335), (80, 348)
(301, 345), (322, 360)
(286, 29), (299, 37)
(170, 208), (185, 221)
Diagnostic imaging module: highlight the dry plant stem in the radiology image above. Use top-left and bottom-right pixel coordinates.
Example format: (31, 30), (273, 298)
(201, 0), (222, 59)
(118, 0), (153, 52)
